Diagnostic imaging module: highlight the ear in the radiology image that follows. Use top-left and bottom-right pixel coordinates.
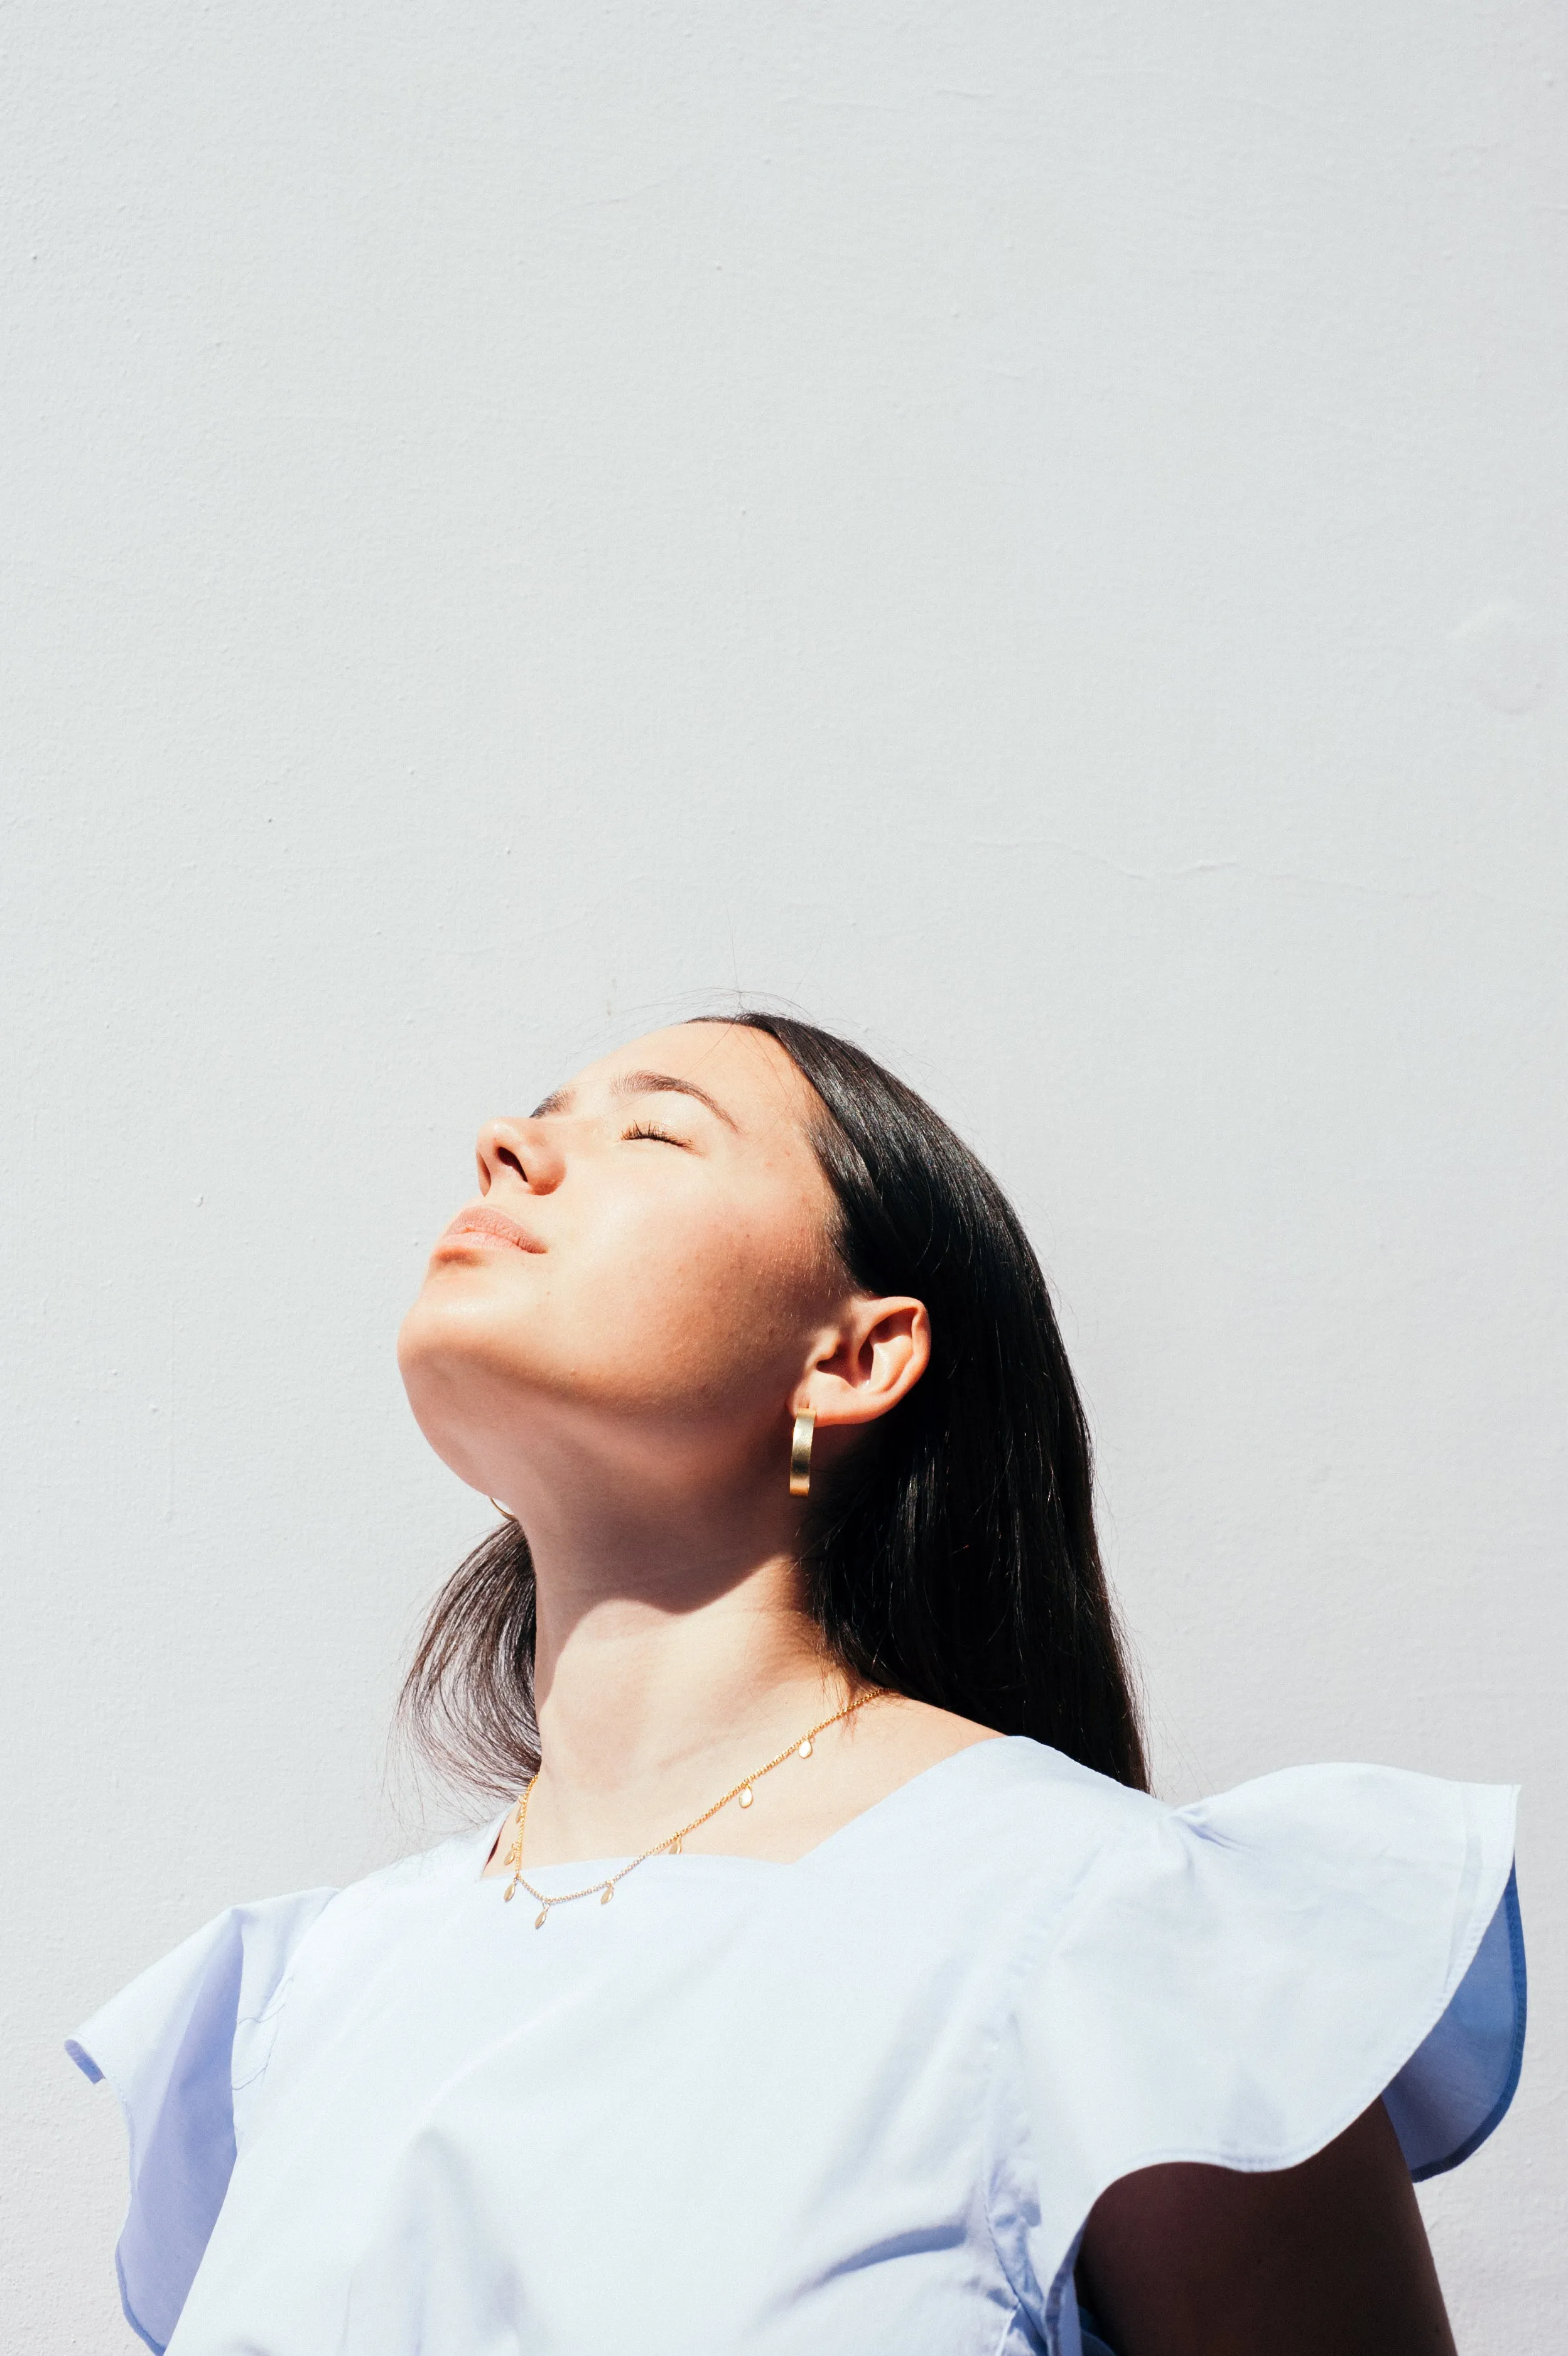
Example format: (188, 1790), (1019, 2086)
(799, 1297), (931, 1430)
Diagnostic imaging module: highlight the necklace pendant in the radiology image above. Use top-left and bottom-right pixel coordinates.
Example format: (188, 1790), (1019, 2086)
(738, 1784), (754, 1808)
(504, 1881), (516, 1903)
(600, 1884), (613, 1905)
(669, 1834), (682, 1854)
(534, 1905), (549, 1930)
(797, 1737), (813, 1758)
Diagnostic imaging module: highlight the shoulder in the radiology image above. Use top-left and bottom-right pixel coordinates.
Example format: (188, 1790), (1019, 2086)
(70, 1815), (499, 2097)
(850, 1695), (1009, 1786)
(264, 1813), (502, 1987)
(985, 1750), (1520, 2033)
(976, 1754), (1522, 2341)
(852, 1700), (1156, 1832)
(946, 1743), (1519, 1930)
(988, 1756), (1521, 2186)
(65, 1818), (497, 2356)
(902, 1726), (1162, 1866)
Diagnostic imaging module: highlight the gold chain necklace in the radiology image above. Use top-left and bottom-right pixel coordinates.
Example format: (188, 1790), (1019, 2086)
(502, 1689), (886, 1928)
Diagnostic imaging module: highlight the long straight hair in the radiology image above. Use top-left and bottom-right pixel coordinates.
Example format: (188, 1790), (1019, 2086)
(399, 1012), (1147, 1797)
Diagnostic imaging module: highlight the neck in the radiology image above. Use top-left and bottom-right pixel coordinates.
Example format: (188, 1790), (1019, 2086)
(519, 1449), (843, 1813)
(533, 1558), (839, 1799)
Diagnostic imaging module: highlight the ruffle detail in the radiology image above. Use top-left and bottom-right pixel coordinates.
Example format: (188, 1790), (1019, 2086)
(985, 1763), (1522, 2350)
(67, 1887), (337, 2355)
(1386, 1861), (1525, 2180)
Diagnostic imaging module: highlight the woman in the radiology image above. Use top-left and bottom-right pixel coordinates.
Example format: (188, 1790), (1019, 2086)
(70, 1012), (1524, 2356)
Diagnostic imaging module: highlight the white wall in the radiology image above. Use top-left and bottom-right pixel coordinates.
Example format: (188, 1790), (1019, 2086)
(3, 6), (1563, 2347)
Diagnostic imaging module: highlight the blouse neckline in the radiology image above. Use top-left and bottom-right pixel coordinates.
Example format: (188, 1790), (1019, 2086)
(473, 1729), (1014, 1889)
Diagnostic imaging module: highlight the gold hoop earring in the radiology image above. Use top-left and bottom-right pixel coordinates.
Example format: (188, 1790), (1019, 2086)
(489, 1497), (517, 1522)
(788, 1408), (816, 1498)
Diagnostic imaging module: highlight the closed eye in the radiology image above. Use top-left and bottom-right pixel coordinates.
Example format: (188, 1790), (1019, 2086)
(620, 1123), (689, 1147)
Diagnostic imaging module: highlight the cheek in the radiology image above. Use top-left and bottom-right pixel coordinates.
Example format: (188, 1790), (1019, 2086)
(397, 1165), (835, 1426)
(571, 1189), (824, 1394)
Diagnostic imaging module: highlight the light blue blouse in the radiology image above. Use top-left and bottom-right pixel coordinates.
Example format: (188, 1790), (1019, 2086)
(69, 1739), (1525, 2356)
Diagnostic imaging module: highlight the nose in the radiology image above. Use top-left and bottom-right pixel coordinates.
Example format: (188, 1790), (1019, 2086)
(475, 1115), (567, 1197)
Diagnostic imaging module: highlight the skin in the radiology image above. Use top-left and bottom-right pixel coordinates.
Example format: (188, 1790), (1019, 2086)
(397, 1020), (1457, 2356)
(1077, 2099), (1458, 2356)
(398, 1020), (987, 1865)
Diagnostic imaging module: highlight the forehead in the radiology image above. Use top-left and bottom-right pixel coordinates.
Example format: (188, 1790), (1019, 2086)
(560, 1023), (819, 1145)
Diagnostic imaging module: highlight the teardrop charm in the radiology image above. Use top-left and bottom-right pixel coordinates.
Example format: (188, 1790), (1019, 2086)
(504, 1883), (516, 1903)
(534, 1907), (549, 1929)
(600, 1884), (613, 1905)
(738, 1785), (754, 1808)
(797, 1737), (813, 1758)
(669, 1835), (682, 1854)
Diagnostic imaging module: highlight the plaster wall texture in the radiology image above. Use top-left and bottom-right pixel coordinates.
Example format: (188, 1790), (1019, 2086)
(3, 6), (1563, 2348)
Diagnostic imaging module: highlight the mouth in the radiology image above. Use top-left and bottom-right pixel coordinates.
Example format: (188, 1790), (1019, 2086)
(433, 1204), (546, 1260)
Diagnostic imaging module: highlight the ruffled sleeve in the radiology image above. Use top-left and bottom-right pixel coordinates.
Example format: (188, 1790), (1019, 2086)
(67, 1888), (337, 2356)
(987, 1764), (1523, 2352)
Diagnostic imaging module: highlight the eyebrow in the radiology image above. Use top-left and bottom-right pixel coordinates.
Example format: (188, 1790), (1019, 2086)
(530, 1071), (738, 1131)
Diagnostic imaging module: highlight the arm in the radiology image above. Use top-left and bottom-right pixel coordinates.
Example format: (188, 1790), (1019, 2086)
(1076, 2097), (1457, 2356)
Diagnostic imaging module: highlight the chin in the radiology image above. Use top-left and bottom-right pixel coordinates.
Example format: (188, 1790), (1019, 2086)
(397, 1278), (580, 1467)
(401, 1280), (516, 1384)
(397, 1307), (512, 1494)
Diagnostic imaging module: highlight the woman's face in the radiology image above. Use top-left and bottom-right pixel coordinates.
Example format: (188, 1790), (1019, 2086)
(397, 1024), (867, 1511)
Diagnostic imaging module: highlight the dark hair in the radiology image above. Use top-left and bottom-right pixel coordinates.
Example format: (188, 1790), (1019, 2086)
(399, 1012), (1147, 1796)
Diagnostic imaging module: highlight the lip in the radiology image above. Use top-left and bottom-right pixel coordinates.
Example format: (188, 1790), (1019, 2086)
(434, 1204), (546, 1258)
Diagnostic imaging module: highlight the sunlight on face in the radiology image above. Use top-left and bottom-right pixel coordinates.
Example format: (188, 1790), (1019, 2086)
(397, 1024), (845, 1498)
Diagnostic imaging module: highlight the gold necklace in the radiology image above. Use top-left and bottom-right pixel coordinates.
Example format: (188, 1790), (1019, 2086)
(502, 1689), (886, 1928)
